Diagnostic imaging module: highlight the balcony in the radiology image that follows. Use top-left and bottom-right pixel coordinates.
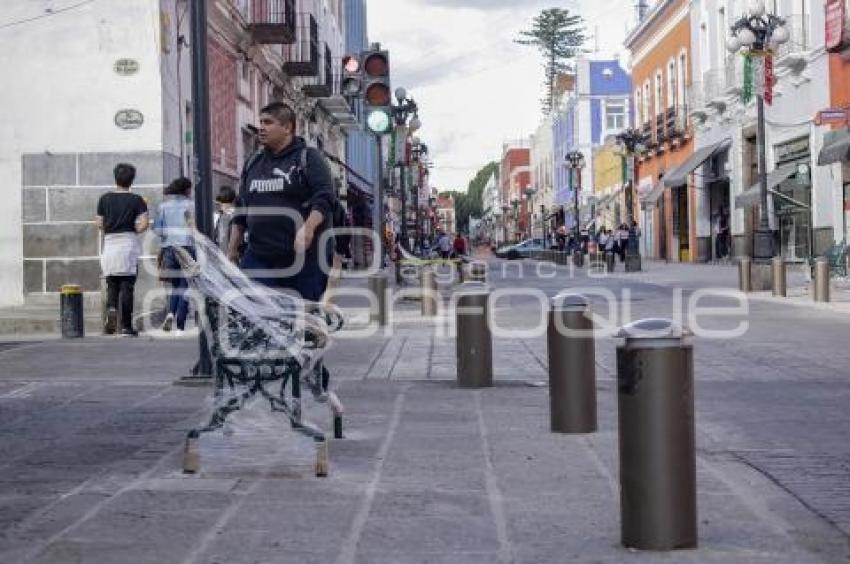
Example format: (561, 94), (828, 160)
(302, 44), (334, 98)
(702, 68), (726, 102)
(283, 13), (319, 77)
(243, 0), (296, 44)
(655, 113), (667, 146)
(776, 14), (811, 73)
(641, 121), (655, 147)
(666, 106), (688, 141)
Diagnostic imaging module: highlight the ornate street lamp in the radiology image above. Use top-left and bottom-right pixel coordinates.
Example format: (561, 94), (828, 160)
(615, 128), (648, 271)
(565, 151), (586, 242)
(727, 1), (789, 261)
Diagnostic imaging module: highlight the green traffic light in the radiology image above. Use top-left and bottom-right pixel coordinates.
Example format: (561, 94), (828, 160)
(366, 109), (391, 134)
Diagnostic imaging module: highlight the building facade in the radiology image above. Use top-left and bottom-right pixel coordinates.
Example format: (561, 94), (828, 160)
(824, 0), (850, 243)
(688, 0), (842, 263)
(551, 57), (632, 232)
(626, 0), (695, 262)
(500, 142), (531, 241)
(530, 116), (555, 238)
(3, 0), (357, 306)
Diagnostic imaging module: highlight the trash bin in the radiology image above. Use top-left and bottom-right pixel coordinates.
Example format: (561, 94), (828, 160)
(60, 284), (85, 339)
(455, 282), (492, 388)
(616, 319), (697, 551)
(547, 293), (596, 433)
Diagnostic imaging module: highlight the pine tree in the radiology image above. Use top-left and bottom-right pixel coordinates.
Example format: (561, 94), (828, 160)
(516, 8), (586, 114)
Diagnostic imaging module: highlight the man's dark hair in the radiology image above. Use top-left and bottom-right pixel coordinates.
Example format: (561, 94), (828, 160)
(260, 101), (297, 131)
(165, 177), (192, 196)
(114, 163), (136, 188)
(216, 185), (236, 204)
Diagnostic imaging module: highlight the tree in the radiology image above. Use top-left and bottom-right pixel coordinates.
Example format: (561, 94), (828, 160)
(439, 161), (499, 234)
(516, 8), (586, 114)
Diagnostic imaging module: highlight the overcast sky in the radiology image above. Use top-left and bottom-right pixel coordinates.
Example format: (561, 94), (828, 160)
(367, 0), (639, 192)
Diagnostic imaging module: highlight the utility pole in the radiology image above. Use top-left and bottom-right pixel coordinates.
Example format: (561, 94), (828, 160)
(188, 0), (213, 380)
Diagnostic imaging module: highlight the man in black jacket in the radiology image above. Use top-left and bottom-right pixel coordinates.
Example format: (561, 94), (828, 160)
(227, 102), (335, 301)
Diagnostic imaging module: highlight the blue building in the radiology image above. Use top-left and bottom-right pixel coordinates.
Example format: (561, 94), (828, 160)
(344, 0), (378, 265)
(551, 57), (632, 227)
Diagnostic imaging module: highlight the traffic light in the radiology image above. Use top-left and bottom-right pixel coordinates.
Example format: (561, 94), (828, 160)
(361, 49), (392, 134)
(341, 54), (362, 97)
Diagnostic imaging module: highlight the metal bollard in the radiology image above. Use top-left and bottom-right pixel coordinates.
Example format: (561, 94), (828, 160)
(605, 252), (616, 273)
(455, 282), (493, 388)
(572, 250), (584, 268)
(421, 268), (438, 317)
(547, 293), (596, 433)
(616, 319), (697, 551)
(772, 256), (786, 297)
(469, 261), (486, 283)
(813, 257), (830, 302)
(456, 260), (464, 284)
(738, 256), (751, 293)
(368, 274), (388, 326)
(60, 284), (85, 339)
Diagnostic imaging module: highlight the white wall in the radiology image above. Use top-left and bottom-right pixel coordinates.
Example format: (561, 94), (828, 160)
(0, 0), (165, 305)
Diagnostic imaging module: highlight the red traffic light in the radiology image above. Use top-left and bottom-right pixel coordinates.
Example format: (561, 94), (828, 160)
(366, 83), (391, 106)
(342, 54), (360, 74)
(363, 52), (389, 77)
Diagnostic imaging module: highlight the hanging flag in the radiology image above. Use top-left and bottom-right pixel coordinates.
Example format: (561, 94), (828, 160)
(742, 53), (754, 104)
(764, 52), (775, 105)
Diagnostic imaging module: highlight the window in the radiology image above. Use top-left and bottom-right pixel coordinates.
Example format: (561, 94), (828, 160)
(635, 89), (642, 124)
(667, 59), (677, 109)
(606, 100), (626, 130)
(642, 81), (651, 125)
(655, 70), (664, 117)
(678, 50), (688, 111)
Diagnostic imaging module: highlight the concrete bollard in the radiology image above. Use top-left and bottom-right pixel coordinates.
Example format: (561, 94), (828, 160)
(772, 256), (786, 297)
(572, 250), (584, 268)
(813, 257), (830, 303)
(469, 261), (487, 283)
(60, 284), (85, 339)
(605, 252), (616, 273)
(547, 293), (597, 433)
(421, 268), (438, 317)
(738, 257), (751, 293)
(616, 319), (697, 551)
(368, 273), (388, 326)
(455, 282), (493, 388)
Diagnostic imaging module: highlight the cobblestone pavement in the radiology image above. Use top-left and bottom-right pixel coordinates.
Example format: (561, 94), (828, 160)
(0, 259), (848, 563)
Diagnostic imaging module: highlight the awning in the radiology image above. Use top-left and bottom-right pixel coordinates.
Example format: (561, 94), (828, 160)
(734, 164), (798, 208)
(663, 139), (732, 187)
(640, 183), (665, 208)
(818, 128), (850, 166)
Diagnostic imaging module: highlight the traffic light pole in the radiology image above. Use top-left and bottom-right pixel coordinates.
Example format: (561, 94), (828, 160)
(187, 0), (213, 382)
(374, 133), (385, 269)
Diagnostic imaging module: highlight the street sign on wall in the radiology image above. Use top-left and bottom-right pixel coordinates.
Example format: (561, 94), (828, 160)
(815, 108), (849, 125)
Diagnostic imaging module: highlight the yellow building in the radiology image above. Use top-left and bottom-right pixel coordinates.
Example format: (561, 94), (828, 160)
(592, 145), (626, 230)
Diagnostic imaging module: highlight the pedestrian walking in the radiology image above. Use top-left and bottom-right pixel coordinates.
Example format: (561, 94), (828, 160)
(213, 186), (237, 253)
(453, 233), (467, 258)
(154, 177), (195, 335)
(438, 232), (452, 260)
(617, 223), (629, 262)
(96, 163), (149, 337)
(227, 102), (336, 302)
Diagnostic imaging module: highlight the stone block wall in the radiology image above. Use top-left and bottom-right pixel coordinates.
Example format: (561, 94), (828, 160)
(21, 151), (179, 295)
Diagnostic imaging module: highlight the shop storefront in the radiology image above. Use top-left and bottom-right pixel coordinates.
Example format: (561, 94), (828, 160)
(773, 137), (813, 262)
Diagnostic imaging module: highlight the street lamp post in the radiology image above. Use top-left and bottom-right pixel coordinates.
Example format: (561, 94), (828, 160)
(615, 128), (648, 272)
(391, 88), (421, 283)
(565, 151), (586, 244)
(511, 198), (520, 243)
(524, 187), (537, 240)
(727, 2), (789, 262)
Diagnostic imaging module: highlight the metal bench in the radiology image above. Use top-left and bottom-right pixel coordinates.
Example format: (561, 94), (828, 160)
(174, 237), (345, 477)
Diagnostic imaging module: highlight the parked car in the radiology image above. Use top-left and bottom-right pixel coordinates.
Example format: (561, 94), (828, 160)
(495, 238), (546, 260)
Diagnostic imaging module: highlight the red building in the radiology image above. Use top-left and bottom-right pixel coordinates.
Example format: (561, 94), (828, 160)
(500, 142), (531, 241)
